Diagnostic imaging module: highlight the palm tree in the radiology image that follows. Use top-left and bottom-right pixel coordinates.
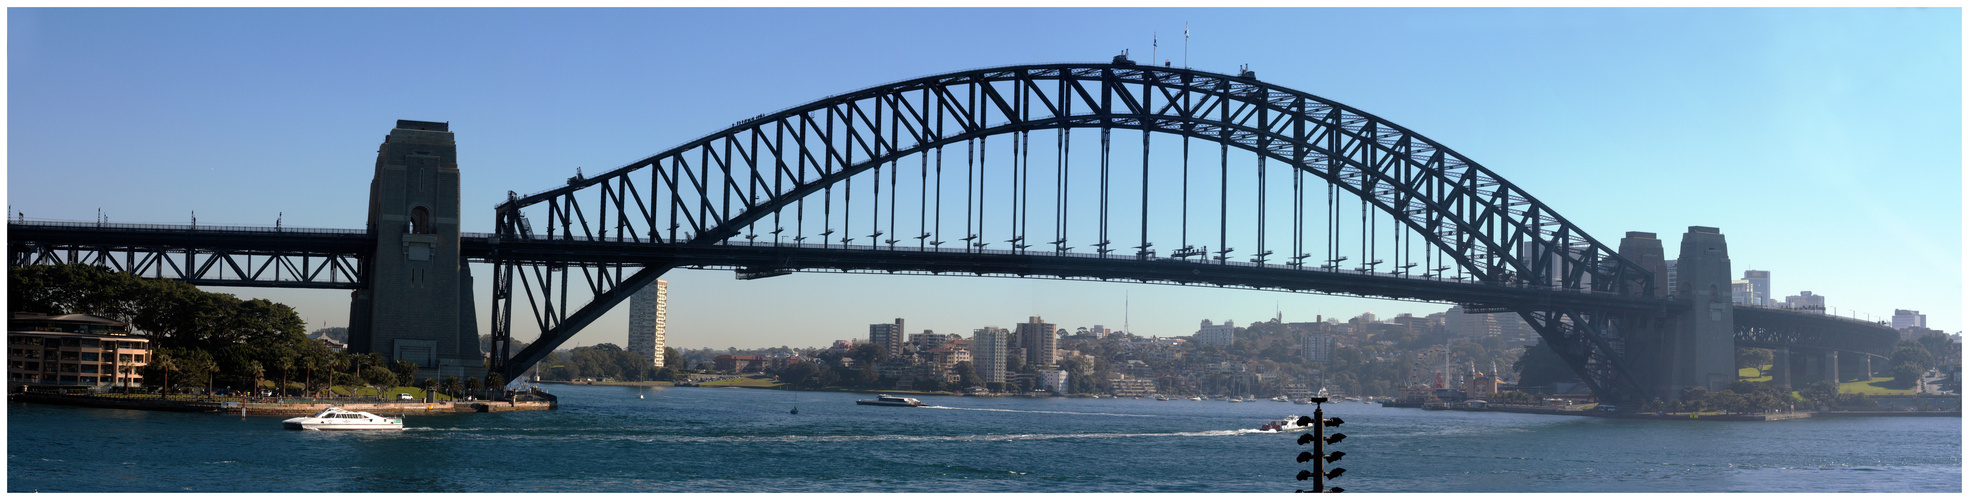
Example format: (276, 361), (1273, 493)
(326, 355), (349, 398)
(151, 353), (175, 398)
(276, 356), (294, 397)
(120, 365), (133, 395)
(247, 361), (265, 398)
(300, 356), (317, 397)
(465, 376), (483, 398)
(443, 376), (462, 398)
(204, 362), (219, 399)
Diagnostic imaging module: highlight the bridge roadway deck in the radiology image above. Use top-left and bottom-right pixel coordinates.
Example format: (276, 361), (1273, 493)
(5, 222), (1680, 313)
(9, 223), (1894, 355)
(465, 237), (1680, 314)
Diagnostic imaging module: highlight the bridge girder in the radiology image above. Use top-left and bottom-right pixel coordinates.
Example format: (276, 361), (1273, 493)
(8, 221), (369, 289)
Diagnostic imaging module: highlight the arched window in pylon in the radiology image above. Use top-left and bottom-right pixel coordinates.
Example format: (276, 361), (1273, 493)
(409, 206), (432, 234)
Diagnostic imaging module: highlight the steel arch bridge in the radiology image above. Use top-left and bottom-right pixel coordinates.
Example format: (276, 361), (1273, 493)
(484, 60), (1665, 401)
(8, 60), (1898, 404)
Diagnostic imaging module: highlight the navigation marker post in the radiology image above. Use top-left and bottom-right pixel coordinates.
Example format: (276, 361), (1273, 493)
(1294, 397), (1346, 492)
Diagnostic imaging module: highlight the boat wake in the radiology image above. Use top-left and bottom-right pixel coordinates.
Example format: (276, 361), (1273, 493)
(919, 406), (1162, 418)
(591, 428), (1273, 444)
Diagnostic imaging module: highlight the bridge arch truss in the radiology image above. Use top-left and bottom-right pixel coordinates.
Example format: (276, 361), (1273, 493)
(486, 62), (1658, 400)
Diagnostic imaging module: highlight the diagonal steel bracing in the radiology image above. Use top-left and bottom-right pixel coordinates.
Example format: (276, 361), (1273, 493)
(486, 62), (1661, 398)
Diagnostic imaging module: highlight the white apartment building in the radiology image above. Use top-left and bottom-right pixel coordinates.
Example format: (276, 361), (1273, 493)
(626, 279), (668, 367)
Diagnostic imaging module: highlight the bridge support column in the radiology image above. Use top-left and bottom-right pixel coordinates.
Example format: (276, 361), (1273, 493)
(1822, 350), (1840, 385)
(1771, 347), (1791, 389)
(1617, 231), (1675, 402)
(347, 120), (484, 382)
(1837, 351), (1871, 383)
(1668, 226), (1736, 398)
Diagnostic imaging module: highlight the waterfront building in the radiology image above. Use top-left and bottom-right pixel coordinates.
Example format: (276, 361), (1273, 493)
(713, 355), (765, 373)
(8, 313), (150, 389)
(1195, 319), (1236, 347)
(1038, 369), (1069, 393)
(1108, 373), (1156, 397)
(1017, 316), (1058, 368)
(309, 332), (348, 352)
(1390, 313), (1438, 335)
(1784, 291), (1826, 311)
(625, 279), (668, 367)
(1444, 306), (1501, 339)
(972, 327), (1009, 384)
(1893, 309), (1928, 331)
(1496, 315), (1540, 344)
(869, 318), (906, 359)
(909, 331), (952, 351)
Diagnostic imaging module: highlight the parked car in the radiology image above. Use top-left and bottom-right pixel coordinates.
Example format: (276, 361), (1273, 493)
(397, 393), (415, 400)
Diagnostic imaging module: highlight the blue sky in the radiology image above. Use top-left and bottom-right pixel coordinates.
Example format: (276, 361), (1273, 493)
(8, 8), (1960, 350)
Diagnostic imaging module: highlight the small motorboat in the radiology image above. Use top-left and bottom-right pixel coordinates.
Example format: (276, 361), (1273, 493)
(855, 394), (926, 407)
(282, 407), (404, 431)
(1259, 415), (1310, 432)
(1155, 395), (1170, 401)
(1189, 396), (1203, 401)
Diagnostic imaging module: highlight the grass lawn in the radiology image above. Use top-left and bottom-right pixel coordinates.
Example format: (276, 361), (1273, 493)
(327, 385), (455, 400)
(1838, 378), (1918, 395)
(1737, 365), (1773, 382)
(698, 376), (785, 389)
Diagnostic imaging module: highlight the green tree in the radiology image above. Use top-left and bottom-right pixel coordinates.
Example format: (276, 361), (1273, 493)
(205, 361), (220, 397)
(247, 360), (265, 395)
(953, 361), (980, 388)
(365, 367), (399, 393)
(275, 355), (295, 396)
(663, 347), (683, 368)
(150, 352), (176, 395)
(1513, 338), (1577, 392)
(443, 376), (462, 397)
(1891, 362), (1925, 389)
(392, 360), (420, 386)
(300, 356), (318, 396)
(1736, 348), (1774, 376)
(1799, 380), (1838, 407)
(1890, 341), (1935, 372)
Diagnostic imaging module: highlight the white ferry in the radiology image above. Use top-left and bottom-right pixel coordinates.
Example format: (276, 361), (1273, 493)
(1258, 415), (1310, 432)
(855, 394), (926, 407)
(282, 407), (404, 431)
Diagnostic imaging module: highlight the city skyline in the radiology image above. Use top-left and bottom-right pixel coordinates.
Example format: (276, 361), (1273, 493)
(8, 8), (1958, 351)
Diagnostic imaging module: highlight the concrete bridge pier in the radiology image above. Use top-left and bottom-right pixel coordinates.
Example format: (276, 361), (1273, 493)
(1822, 350), (1841, 384)
(1616, 231), (1674, 403)
(1837, 351), (1872, 383)
(1771, 347), (1791, 389)
(1668, 226), (1737, 398)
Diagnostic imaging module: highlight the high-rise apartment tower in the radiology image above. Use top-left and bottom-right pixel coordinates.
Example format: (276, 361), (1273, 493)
(626, 279), (668, 368)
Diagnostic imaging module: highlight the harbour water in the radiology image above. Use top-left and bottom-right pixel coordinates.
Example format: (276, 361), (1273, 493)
(8, 384), (1960, 492)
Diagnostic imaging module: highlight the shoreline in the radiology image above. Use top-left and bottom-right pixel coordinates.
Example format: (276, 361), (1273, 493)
(9, 391), (556, 415)
(1380, 402), (1959, 420)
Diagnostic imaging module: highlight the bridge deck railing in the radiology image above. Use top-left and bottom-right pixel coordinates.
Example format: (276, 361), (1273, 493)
(485, 233), (1642, 297)
(10, 219), (370, 236)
